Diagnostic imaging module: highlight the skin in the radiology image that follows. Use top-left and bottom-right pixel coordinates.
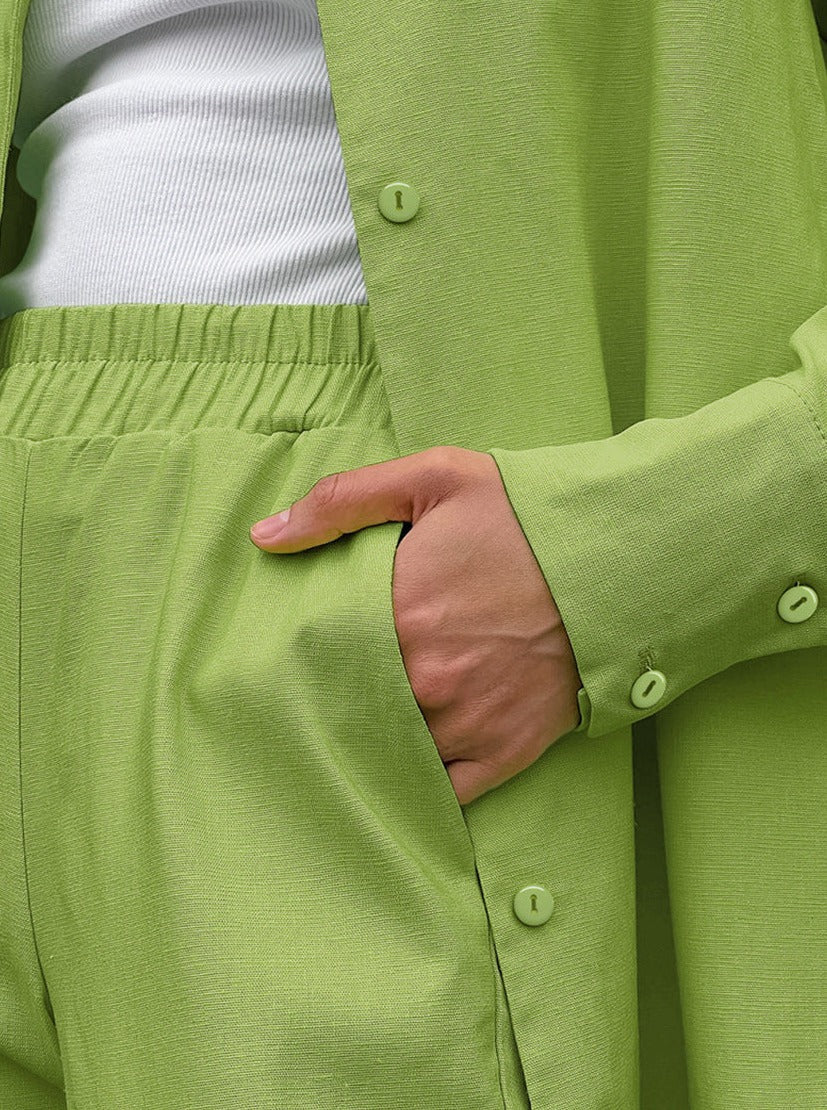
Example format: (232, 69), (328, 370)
(249, 445), (582, 806)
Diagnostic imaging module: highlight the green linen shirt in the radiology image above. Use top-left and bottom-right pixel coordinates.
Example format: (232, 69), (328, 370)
(0, 1), (825, 1106)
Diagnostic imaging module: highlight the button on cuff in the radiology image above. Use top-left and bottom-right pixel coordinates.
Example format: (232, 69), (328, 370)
(777, 583), (818, 623)
(630, 668), (667, 709)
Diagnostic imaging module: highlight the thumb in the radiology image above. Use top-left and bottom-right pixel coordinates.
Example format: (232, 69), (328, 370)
(249, 448), (447, 553)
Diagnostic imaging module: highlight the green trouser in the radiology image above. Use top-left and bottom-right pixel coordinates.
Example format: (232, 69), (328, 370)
(0, 301), (531, 1109)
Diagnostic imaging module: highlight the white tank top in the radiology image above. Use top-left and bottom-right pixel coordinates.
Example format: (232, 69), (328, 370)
(0, 0), (368, 318)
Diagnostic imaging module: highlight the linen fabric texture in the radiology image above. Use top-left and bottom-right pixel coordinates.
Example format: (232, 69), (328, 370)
(0, 300), (532, 1109)
(0, 0), (826, 1107)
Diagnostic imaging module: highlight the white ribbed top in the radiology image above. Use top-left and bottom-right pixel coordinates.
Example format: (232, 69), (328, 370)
(0, 0), (369, 319)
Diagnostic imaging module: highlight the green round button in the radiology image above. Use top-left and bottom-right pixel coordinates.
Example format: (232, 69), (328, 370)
(377, 181), (420, 223)
(777, 584), (818, 623)
(630, 668), (667, 709)
(513, 885), (555, 926)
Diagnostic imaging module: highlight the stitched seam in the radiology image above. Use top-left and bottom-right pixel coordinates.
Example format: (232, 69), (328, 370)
(0, 358), (378, 372)
(772, 377), (827, 449)
(1, 427), (312, 445)
(17, 442), (53, 1017)
(486, 917), (510, 1110)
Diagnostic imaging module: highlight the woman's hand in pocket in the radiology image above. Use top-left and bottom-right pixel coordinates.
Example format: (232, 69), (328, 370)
(249, 446), (583, 805)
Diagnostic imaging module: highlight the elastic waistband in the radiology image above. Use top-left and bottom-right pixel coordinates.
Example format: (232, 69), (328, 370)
(0, 302), (391, 441)
(0, 301), (380, 367)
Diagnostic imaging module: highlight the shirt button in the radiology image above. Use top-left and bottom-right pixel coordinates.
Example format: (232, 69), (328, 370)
(777, 583), (818, 623)
(513, 885), (555, 926)
(377, 181), (420, 222)
(630, 668), (667, 709)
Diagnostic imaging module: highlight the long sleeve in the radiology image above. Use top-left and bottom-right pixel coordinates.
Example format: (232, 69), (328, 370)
(487, 302), (827, 739)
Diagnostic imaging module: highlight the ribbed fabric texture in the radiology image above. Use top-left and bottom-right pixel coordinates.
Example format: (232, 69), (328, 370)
(0, 0), (368, 319)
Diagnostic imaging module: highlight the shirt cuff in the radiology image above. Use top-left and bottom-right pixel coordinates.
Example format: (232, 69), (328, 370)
(485, 332), (827, 739)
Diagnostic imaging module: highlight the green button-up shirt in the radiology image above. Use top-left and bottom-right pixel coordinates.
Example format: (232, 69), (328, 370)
(0, 2), (825, 1106)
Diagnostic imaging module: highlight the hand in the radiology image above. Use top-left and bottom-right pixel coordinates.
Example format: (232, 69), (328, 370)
(249, 445), (583, 805)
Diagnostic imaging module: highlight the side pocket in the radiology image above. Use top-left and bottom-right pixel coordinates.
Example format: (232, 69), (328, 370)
(373, 519), (473, 851)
